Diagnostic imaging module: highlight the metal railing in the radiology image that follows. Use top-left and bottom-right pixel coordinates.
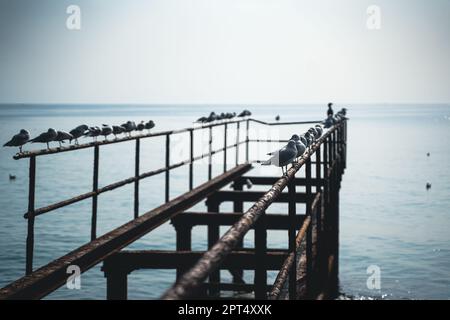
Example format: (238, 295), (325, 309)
(161, 121), (346, 299)
(14, 117), (321, 276)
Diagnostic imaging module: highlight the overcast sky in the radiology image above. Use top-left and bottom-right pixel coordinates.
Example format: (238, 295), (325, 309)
(0, 0), (449, 104)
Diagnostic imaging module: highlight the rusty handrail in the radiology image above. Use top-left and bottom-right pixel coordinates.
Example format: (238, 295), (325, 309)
(12, 118), (319, 160)
(23, 140), (247, 219)
(161, 124), (341, 299)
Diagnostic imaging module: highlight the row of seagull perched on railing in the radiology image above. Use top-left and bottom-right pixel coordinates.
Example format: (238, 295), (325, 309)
(2, 120), (156, 152)
(194, 109), (252, 124)
(258, 108), (347, 175)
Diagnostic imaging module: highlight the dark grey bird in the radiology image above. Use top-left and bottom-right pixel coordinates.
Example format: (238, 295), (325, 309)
(304, 132), (314, 150)
(426, 183), (432, 190)
(260, 140), (297, 175)
(9, 174), (16, 180)
(3, 129), (30, 152)
(323, 115), (335, 128)
(70, 124), (88, 145)
(290, 134), (306, 160)
(206, 112), (217, 123)
(308, 127), (318, 139)
(275, 115), (280, 121)
(30, 128), (57, 149)
(121, 121), (136, 136)
(315, 125), (323, 138)
(136, 121), (145, 132)
(86, 126), (101, 141)
(145, 120), (155, 132)
(54, 131), (73, 147)
(101, 125), (113, 140)
(427, 152), (430, 157)
(195, 116), (208, 124)
(299, 135), (308, 148)
(327, 102), (334, 116)
(238, 110), (251, 118)
(112, 125), (125, 138)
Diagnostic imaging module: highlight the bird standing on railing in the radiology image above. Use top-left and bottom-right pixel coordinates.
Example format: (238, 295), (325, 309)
(54, 131), (73, 148)
(291, 134), (306, 161)
(327, 102), (334, 116)
(238, 110), (252, 118)
(70, 125), (88, 145)
(259, 140), (297, 175)
(136, 121), (145, 132)
(101, 125), (113, 140)
(145, 120), (155, 133)
(315, 125), (323, 138)
(112, 125), (124, 138)
(3, 129), (30, 153)
(30, 128), (57, 149)
(86, 126), (101, 142)
(121, 121), (136, 137)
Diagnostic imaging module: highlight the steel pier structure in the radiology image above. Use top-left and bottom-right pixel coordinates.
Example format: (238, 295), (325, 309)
(0, 117), (347, 300)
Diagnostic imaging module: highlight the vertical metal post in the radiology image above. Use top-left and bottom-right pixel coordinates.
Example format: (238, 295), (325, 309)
(223, 123), (227, 173)
(208, 126), (212, 180)
(245, 119), (250, 162)
(189, 129), (194, 191)
(105, 269), (128, 300)
(254, 210), (267, 299)
(235, 122), (240, 166)
(91, 145), (99, 241)
(174, 222), (192, 279)
(25, 156), (36, 275)
(288, 179), (296, 299)
(165, 134), (170, 203)
(232, 181), (244, 284)
(207, 199), (220, 297)
(134, 138), (140, 219)
(305, 156), (313, 297)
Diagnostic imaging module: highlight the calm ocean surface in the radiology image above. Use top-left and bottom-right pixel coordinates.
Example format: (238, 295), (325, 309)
(0, 104), (449, 300)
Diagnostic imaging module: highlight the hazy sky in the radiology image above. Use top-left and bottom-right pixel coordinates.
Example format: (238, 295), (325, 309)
(0, 0), (449, 104)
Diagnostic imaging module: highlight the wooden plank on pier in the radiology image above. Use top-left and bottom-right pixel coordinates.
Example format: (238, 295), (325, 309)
(209, 190), (313, 204)
(103, 250), (288, 271)
(0, 163), (252, 300)
(172, 212), (305, 230)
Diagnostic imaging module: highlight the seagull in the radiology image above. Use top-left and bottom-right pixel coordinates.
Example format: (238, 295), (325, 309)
(308, 127), (318, 139)
(323, 115), (335, 128)
(54, 131), (73, 147)
(259, 140), (297, 175)
(70, 125), (88, 145)
(112, 125), (125, 138)
(315, 125), (323, 138)
(290, 134), (306, 160)
(86, 126), (101, 141)
(304, 132), (314, 152)
(3, 129), (30, 152)
(238, 110), (251, 118)
(121, 121), (136, 137)
(136, 121), (145, 132)
(195, 116), (208, 124)
(206, 112), (217, 123)
(145, 120), (155, 133)
(30, 128), (57, 149)
(299, 135), (308, 148)
(101, 125), (113, 140)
